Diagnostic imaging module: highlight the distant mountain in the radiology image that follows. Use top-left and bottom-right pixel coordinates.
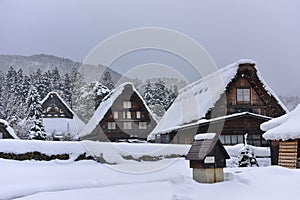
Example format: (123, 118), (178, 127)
(0, 54), (124, 83)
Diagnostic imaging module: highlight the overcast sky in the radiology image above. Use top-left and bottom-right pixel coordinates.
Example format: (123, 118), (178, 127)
(0, 0), (299, 95)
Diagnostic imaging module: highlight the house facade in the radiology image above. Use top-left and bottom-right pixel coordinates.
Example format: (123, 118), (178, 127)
(41, 92), (85, 140)
(148, 60), (287, 146)
(80, 82), (157, 142)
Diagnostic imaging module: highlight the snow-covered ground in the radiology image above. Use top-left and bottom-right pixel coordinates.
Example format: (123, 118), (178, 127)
(0, 158), (299, 200)
(0, 140), (297, 200)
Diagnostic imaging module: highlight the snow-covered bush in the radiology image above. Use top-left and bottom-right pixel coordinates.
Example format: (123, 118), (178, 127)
(238, 145), (259, 167)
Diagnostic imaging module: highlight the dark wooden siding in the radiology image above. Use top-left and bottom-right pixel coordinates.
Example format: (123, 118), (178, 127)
(41, 93), (73, 119)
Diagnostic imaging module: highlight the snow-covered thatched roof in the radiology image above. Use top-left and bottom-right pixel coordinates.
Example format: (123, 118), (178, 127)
(41, 92), (85, 138)
(148, 59), (287, 140)
(262, 104), (300, 141)
(0, 119), (19, 139)
(79, 82), (156, 138)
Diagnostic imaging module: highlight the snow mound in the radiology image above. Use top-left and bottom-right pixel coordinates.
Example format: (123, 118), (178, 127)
(194, 133), (216, 140)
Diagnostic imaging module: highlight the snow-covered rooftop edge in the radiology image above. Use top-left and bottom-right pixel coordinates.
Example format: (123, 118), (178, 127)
(41, 92), (86, 133)
(79, 82), (157, 138)
(148, 59), (287, 140)
(262, 104), (300, 141)
(0, 119), (19, 139)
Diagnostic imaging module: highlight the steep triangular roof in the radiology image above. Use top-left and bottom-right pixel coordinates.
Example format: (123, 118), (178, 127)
(79, 82), (157, 138)
(149, 59), (287, 139)
(0, 119), (19, 139)
(262, 104), (300, 141)
(41, 92), (85, 138)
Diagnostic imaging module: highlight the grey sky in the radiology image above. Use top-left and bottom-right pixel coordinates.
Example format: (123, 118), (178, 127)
(0, 0), (299, 95)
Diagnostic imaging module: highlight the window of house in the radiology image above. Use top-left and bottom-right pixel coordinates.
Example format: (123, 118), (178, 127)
(237, 88), (250, 102)
(136, 111), (141, 119)
(220, 135), (244, 145)
(123, 101), (131, 108)
(123, 122), (132, 129)
(139, 122), (147, 129)
(123, 111), (131, 119)
(107, 122), (116, 130)
(0, 132), (3, 139)
(113, 111), (118, 119)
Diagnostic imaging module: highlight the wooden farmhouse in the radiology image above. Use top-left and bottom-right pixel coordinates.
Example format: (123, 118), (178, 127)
(41, 92), (85, 140)
(0, 119), (19, 139)
(186, 133), (229, 183)
(262, 105), (300, 168)
(79, 82), (157, 142)
(148, 59), (287, 146)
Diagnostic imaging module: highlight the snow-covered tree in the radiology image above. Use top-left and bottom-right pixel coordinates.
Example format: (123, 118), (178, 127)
(100, 70), (114, 90)
(73, 81), (110, 123)
(140, 80), (178, 118)
(238, 134), (259, 167)
(26, 86), (46, 140)
(94, 82), (110, 109)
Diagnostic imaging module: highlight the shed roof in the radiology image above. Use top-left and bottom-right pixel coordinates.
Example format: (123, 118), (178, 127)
(186, 134), (230, 160)
(262, 104), (300, 141)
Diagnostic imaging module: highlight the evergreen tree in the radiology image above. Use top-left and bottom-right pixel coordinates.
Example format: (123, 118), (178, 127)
(26, 86), (46, 140)
(94, 82), (110, 109)
(142, 81), (154, 106)
(100, 70), (114, 90)
(62, 73), (73, 107)
(140, 80), (178, 119)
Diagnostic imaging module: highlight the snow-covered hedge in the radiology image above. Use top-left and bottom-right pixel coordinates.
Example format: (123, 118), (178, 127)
(0, 140), (190, 164)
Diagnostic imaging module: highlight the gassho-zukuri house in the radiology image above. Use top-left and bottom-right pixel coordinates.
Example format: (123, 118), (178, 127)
(148, 59), (287, 146)
(79, 82), (157, 142)
(41, 92), (85, 140)
(261, 105), (300, 168)
(0, 119), (19, 139)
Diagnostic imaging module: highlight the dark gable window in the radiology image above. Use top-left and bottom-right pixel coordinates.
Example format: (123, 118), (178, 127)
(237, 88), (250, 103)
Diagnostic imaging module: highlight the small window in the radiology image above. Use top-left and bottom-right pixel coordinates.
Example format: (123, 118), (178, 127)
(139, 122), (147, 129)
(0, 132), (3, 139)
(108, 122), (116, 130)
(237, 88), (250, 102)
(231, 135), (238, 144)
(113, 111), (118, 119)
(136, 111), (141, 119)
(47, 107), (52, 112)
(123, 101), (131, 108)
(238, 135), (244, 143)
(123, 111), (131, 119)
(123, 122), (132, 130)
(224, 135), (231, 144)
(127, 111), (131, 119)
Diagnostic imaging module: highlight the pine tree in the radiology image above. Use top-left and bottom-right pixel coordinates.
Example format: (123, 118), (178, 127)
(94, 82), (110, 109)
(26, 86), (46, 140)
(100, 70), (114, 90)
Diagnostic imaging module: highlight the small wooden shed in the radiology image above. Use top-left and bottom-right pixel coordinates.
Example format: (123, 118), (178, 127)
(186, 133), (230, 183)
(262, 105), (300, 168)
